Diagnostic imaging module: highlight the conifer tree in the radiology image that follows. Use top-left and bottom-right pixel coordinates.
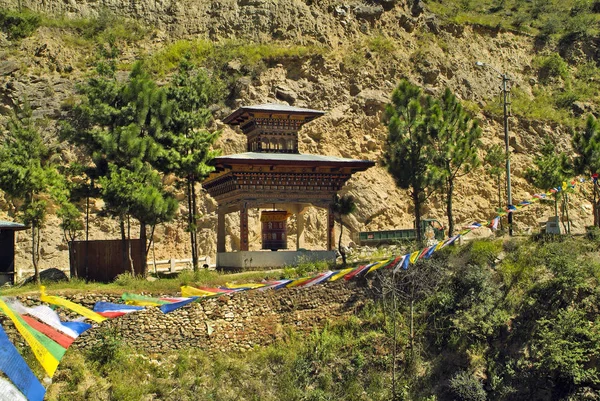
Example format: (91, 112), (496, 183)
(384, 80), (442, 243)
(158, 57), (221, 271)
(525, 138), (572, 233)
(62, 60), (177, 276)
(572, 115), (600, 226)
(433, 88), (482, 236)
(0, 101), (58, 283)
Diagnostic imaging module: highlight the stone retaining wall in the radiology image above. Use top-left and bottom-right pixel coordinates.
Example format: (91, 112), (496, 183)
(1, 279), (374, 354)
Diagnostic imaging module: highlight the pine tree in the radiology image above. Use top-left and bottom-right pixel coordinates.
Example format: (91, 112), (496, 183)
(384, 80), (442, 243)
(0, 101), (57, 284)
(572, 115), (600, 226)
(525, 138), (572, 233)
(157, 57), (221, 271)
(433, 88), (482, 236)
(62, 60), (177, 277)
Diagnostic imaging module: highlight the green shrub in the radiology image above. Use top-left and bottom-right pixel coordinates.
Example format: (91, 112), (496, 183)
(535, 53), (569, 83)
(0, 8), (41, 40)
(86, 326), (122, 368)
(449, 371), (487, 401)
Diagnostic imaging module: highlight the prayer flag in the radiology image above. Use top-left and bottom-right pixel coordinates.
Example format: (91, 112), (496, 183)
(93, 302), (144, 318)
(159, 297), (198, 314)
(328, 268), (354, 282)
(0, 325), (45, 401)
(409, 250), (420, 264)
(489, 216), (499, 230)
(423, 245), (436, 259)
(181, 286), (220, 297)
(0, 298), (64, 377)
(0, 377), (28, 401)
(40, 287), (105, 323)
(393, 254), (410, 273)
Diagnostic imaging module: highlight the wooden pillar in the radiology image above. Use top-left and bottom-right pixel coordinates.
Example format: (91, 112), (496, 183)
(327, 204), (335, 251)
(217, 208), (226, 253)
(240, 203), (249, 251)
(296, 209), (305, 251)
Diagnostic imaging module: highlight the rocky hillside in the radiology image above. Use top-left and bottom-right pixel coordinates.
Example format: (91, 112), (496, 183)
(0, 0), (595, 275)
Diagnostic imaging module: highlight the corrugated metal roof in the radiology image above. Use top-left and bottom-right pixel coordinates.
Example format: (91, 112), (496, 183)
(0, 220), (28, 231)
(236, 103), (325, 114)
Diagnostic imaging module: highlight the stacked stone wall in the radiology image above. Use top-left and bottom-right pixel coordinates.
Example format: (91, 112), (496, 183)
(1, 279), (374, 354)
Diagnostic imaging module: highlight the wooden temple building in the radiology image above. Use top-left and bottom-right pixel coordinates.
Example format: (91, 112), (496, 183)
(203, 104), (374, 270)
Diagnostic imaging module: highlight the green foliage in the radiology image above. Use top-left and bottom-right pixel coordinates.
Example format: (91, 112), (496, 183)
(449, 371), (487, 401)
(42, 10), (148, 45)
(432, 87), (482, 235)
(331, 194), (357, 266)
(385, 80), (443, 242)
(0, 8), (41, 40)
(534, 53), (569, 83)
(0, 100), (58, 282)
(62, 60), (179, 276)
(86, 326), (122, 368)
(145, 39), (323, 77)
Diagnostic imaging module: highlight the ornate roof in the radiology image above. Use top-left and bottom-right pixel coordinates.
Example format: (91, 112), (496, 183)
(211, 152), (375, 170)
(223, 103), (325, 126)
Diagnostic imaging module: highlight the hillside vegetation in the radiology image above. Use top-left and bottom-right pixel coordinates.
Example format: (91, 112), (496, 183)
(43, 235), (600, 400)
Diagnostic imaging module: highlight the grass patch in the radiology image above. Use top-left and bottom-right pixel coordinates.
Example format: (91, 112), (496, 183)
(144, 39), (325, 77)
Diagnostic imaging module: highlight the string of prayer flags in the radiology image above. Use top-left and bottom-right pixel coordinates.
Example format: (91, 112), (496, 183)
(367, 258), (394, 273)
(93, 302), (144, 318)
(254, 279), (292, 290)
(39, 287), (105, 324)
(0, 299), (64, 377)
(328, 268), (354, 282)
(0, 324), (45, 401)
(489, 216), (500, 230)
(302, 271), (336, 287)
(344, 262), (377, 281)
(409, 250), (420, 264)
(393, 254), (410, 273)
(223, 282), (267, 290)
(121, 293), (172, 307)
(180, 286), (220, 297)
(159, 297), (198, 314)
(8, 302), (90, 338)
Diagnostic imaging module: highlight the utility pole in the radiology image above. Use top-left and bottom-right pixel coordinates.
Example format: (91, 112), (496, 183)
(477, 61), (514, 236)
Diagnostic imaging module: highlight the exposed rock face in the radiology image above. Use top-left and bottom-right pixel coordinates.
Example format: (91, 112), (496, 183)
(0, 0), (593, 277)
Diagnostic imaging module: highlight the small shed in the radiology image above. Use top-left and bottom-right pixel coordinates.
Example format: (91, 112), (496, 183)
(70, 239), (144, 282)
(0, 220), (28, 286)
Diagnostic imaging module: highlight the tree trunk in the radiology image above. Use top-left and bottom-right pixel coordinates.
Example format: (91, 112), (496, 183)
(140, 221), (148, 277)
(391, 270), (397, 401)
(412, 189), (422, 243)
(191, 177), (199, 272)
(126, 217), (134, 275)
(338, 218), (346, 266)
(446, 177), (454, 236)
(32, 222), (40, 285)
(120, 218), (127, 273)
(187, 178), (197, 271)
(563, 193), (571, 234)
(592, 182), (600, 227)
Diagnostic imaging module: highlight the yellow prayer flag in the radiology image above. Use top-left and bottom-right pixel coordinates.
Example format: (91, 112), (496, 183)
(224, 282), (265, 289)
(40, 286), (105, 323)
(435, 241), (444, 251)
(409, 250), (420, 264)
(368, 259), (391, 273)
(329, 268), (354, 282)
(181, 286), (218, 298)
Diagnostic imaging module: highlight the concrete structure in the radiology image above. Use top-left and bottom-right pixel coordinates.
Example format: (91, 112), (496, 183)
(0, 220), (28, 285)
(202, 104), (374, 270)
